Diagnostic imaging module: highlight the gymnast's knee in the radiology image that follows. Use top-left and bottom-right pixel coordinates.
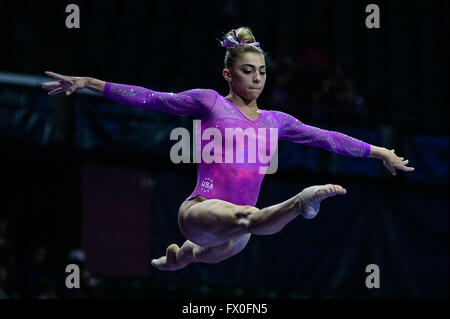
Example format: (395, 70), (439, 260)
(234, 205), (260, 231)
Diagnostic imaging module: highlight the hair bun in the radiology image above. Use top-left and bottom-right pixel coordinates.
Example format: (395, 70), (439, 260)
(220, 27), (260, 49)
(231, 27), (256, 43)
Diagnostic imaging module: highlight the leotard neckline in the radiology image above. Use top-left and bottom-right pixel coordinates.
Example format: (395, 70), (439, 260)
(223, 97), (262, 122)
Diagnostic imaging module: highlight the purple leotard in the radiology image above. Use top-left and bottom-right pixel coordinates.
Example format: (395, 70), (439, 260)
(103, 82), (371, 206)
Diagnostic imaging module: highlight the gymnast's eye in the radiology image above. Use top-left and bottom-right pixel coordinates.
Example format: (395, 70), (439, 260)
(243, 70), (252, 74)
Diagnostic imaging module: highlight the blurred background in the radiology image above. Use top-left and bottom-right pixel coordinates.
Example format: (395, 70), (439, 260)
(0, 0), (448, 299)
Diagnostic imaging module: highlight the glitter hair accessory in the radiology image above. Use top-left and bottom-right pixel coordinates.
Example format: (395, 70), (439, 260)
(220, 29), (260, 48)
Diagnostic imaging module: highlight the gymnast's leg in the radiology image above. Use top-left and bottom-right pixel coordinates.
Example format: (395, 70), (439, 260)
(151, 184), (346, 271)
(151, 234), (251, 271)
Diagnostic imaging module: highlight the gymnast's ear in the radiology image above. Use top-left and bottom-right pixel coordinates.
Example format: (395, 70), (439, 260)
(222, 68), (232, 83)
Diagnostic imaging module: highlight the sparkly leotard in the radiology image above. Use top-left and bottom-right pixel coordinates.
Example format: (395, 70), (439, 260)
(103, 82), (371, 206)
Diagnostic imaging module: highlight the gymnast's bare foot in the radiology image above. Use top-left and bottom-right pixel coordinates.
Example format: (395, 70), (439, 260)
(298, 184), (347, 219)
(151, 243), (183, 271)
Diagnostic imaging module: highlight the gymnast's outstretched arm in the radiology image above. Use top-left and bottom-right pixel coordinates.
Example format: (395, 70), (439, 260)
(42, 71), (218, 118)
(272, 110), (415, 176)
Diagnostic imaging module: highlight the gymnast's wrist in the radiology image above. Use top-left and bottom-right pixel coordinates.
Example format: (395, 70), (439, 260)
(84, 77), (106, 95)
(368, 145), (389, 159)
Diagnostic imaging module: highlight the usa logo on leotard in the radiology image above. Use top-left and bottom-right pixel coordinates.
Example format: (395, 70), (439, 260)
(201, 177), (214, 192)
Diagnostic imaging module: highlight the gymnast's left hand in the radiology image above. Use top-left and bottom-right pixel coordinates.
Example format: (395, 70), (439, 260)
(382, 149), (415, 176)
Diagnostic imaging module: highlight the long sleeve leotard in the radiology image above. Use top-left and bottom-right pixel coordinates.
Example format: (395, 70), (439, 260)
(103, 82), (371, 206)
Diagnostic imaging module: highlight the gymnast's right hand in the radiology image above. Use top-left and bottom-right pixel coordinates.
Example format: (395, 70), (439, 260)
(42, 71), (87, 96)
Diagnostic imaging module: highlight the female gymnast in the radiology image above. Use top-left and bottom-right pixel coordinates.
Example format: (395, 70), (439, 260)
(42, 27), (414, 271)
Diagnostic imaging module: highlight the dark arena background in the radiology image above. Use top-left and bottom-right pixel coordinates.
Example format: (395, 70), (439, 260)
(0, 0), (448, 310)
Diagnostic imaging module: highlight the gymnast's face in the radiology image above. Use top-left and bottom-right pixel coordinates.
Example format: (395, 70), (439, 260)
(223, 51), (266, 101)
